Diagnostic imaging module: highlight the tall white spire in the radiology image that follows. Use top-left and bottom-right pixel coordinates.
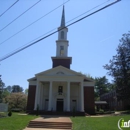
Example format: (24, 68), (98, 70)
(56, 6), (68, 57)
(60, 5), (65, 27)
(51, 6), (72, 69)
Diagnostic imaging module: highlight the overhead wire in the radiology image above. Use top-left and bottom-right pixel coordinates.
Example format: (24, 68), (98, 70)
(0, 0), (121, 62)
(0, 0), (70, 45)
(0, 0), (41, 32)
(0, 0), (19, 17)
(17, 0), (111, 47)
(0, 0), (110, 51)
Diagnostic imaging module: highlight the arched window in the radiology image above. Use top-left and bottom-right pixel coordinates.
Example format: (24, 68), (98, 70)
(61, 31), (64, 39)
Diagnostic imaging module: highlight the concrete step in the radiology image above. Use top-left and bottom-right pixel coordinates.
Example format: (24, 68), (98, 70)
(24, 128), (71, 130)
(26, 116), (72, 130)
(27, 121), (72, 129)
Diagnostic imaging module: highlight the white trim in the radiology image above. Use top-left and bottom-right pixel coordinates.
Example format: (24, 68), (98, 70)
(29, 81), (36, 86)
(67, 81), (70, 111)
(48, 81), (52, 111)
(80, 81), (84, 112)
(34, 81), (39, 110)
(83, 82), (95, 86)
(35, 66), (85, 77)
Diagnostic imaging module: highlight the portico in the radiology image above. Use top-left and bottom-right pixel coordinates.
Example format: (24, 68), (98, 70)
(31, 67), (85, 112)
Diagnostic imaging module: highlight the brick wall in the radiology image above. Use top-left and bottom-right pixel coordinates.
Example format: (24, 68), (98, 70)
(84, 86), (95, 114)
(27, 85), (36, 110)
(52, 59), (71, 69)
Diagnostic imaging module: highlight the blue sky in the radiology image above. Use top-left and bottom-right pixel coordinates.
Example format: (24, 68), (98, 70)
(0, 0), (129, 91)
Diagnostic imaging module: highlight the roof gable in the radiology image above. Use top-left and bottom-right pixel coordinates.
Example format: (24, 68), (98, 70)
(35, 66), (83, 77)
(28, 66), (94, 82)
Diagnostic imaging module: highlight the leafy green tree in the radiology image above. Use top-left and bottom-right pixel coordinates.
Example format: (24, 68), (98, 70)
(12, 85), (23, 93)
(104, 32), (130, 101)
(5, 92), (27, 111)
(94, 76), (114, 100)
(0, 75), (5, 103)
(5, 86), (12, 93)
(24, 88), (28, 95)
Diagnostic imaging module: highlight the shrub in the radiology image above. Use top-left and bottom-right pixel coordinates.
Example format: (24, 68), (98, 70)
(8, 110), (12, 117)
(11, 108), (22, 112)
(99, 109), (104, 114)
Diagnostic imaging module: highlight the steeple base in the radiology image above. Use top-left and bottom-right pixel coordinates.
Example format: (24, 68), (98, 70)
(51, 57), (72, 69)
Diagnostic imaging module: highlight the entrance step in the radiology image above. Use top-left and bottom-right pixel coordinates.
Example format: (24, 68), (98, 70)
(26, 116), (72, 130)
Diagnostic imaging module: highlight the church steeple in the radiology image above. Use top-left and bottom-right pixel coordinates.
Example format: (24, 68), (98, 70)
(60, 6), (65, 27)
(56, 6), (68, 56)
(51, 6), (72, 69)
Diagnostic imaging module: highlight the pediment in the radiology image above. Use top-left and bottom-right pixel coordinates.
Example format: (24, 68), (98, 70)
(28, 66), (94, 83)
(35, 66), (83, 77)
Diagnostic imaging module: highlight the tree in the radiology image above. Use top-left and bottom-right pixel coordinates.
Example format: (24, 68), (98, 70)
(5, 86), (12, 93)
(24, 88), (28, 95)
(12, 85), (23, 93)
(5, 92), (27, 111)
(0, 75), (5, 103)
(104, 32), (130, 101)
(94, 76), (114, 100)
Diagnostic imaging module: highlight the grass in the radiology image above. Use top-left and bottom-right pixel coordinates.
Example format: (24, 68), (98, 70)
(0, 112), (38, 130)
(0, 113), (130, 130)
(71, 115), (130, 130)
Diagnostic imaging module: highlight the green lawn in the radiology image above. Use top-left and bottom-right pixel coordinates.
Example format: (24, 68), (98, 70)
(71, 115), (130, 130)
(0, 113), (38, 130)
(0, 113), (130, 130)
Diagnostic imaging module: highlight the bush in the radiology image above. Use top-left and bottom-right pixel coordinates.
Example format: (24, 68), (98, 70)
(11, 108), (22, 112)
(99, 109), (104, 114)
(8, 110), (12, 117)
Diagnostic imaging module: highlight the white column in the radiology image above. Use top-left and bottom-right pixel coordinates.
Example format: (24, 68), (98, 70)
(67, 81), (70, 111)
(34, 81), (40, 110)
(80, 81), (84, 112)
(48, 81), (52, 111)
(40, 83), (43, 110)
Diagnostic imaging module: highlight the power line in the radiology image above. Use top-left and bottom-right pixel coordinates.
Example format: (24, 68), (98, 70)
(17, 0), (111, 47)
(0, 0), (41, 32)
(0, 0), (110, 52)
(0, 0), (121, 62)
(0, 0), (70, 45)
(0, 0), (19, 17)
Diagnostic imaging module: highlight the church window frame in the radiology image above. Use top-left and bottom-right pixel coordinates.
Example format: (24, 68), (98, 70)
(58, 86), (63, 95)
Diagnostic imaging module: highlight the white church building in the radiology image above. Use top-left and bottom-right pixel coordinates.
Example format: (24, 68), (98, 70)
(27, 6), (95, 115)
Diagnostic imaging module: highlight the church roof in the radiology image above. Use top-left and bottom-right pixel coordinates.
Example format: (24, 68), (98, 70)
(27, 65), (94, 83)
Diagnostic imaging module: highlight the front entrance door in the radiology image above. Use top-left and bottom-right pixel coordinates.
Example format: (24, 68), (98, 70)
(56, 99), (63, 112)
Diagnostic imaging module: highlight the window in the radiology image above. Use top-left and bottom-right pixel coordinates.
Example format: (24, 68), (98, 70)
(61, 31), (64, 39)
(58, 86), (63, 95)
(60, 46), (64, 56)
